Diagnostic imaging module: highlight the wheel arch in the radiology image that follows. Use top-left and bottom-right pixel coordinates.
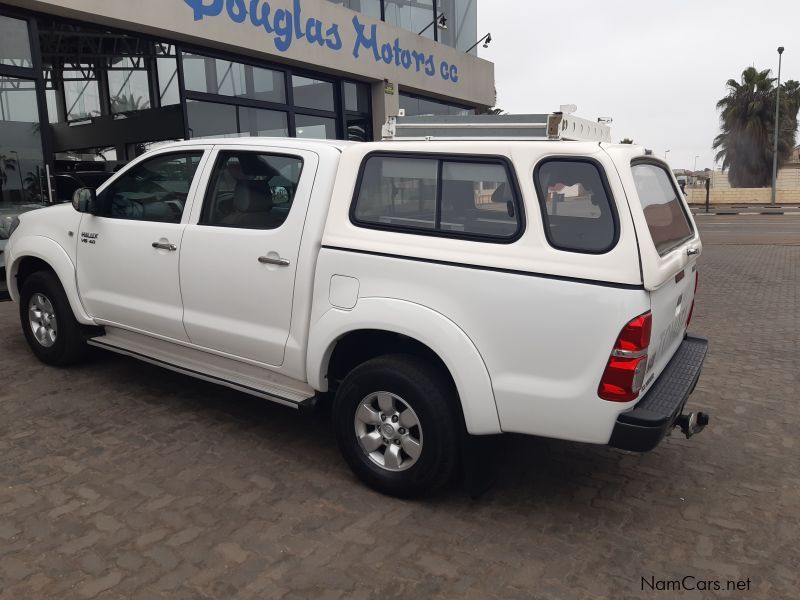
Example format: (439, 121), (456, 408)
(8, 236), (94, 325)
(307, 297), (501, 435)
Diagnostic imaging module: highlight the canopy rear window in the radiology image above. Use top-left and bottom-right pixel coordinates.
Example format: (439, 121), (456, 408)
(631, 162), (694, 255)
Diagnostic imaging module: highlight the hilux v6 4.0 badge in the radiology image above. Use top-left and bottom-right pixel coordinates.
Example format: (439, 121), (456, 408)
(80, 232), (99, 245)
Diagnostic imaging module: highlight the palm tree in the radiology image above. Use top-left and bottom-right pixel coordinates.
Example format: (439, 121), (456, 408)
(713, 67), (800, 187)
(0, 154), (18, 201)
(110, 92), (150, 114)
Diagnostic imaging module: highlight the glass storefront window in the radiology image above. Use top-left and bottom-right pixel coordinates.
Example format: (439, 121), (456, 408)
(156, 44), (180, 107)
(187, 100), (238, 139)
(384, 0), (435, 39)
(187, 100), (288, 139)
(346, 116), (370, 142)
(157, 57), (180, 106)
(328, 0), (382, 19)
(0, 15), (33, 69)
(0, 77), (46, 208)
(291, 76), (335, 112)
(399, 92), (474, 117)
(295, 114), (337, 139)
(438, 0), (478, 53)
(63, 69), (101, 121)
(108, 58), (152, 114)
(239, 106), (289, 137)
(183, 53), (286, 104)
(344, 82), (370, 113)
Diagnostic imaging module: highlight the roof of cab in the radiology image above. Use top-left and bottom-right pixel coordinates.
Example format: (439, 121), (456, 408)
(154, 137), (356, 153)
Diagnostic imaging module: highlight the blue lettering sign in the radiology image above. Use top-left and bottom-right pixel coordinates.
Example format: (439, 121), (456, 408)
(185, 0), (223, 21)
(181, 0), (459, 84)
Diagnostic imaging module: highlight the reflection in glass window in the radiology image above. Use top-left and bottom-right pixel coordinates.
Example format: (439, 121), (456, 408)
(0, 15), (33, 69)
(346, 116), (370, 142)
(399, 93), (474, 117)
(100, 152), (203, 223)
(344, 81), (370, 113)
(200, 151), (304, 230)
(0, 77), (46, 207)
(295, 114), (337, 139)
(437, 0), (479, 52)
(183, 53), (286, 104)
(354, 156), (437, 229)
(536, 160), (617, 253)
(63, 69), (101, 121)
(186, 100), (288, 139)
(291, 76), (335, 111)
(157, 45), (180, 106)
(440, 161), (519, 238)
(631, 163), (694, 255)
(327, 0), (382, 19)
(240, 106), (289, 137)
(384, 0), (435, 38)
(108, 58), (151, 114)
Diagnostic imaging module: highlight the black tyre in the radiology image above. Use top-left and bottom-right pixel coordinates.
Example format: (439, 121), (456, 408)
(19, 270), (87, 366)
(333, 354), (461, 498)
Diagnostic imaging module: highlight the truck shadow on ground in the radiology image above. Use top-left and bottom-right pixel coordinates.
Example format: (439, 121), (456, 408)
(75, 347), (689, 509)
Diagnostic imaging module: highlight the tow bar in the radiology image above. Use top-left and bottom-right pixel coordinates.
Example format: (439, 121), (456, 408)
(674, 412), (709, 438)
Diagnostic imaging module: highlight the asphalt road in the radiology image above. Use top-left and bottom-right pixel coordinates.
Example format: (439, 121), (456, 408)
(0, 215), (798, 599)
(694, 213), (800, 246)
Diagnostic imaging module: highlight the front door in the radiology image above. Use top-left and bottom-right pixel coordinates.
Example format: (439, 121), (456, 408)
(179, 145), (317, 366)
(77, 149), (207, 341)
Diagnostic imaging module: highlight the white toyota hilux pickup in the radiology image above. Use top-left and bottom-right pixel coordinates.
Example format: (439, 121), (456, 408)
(4, 137), (709, 497)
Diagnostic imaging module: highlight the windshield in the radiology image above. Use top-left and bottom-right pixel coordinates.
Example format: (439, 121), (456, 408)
(631, 162), (694, 255)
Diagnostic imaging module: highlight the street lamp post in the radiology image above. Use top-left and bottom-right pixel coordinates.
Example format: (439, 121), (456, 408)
(771, 46), (784, 207)
(694, 155), (700, 171)
(665, 150), (671, 161)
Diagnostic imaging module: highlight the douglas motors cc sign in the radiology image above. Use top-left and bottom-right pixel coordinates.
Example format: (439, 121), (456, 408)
(184, 0), (462, 84)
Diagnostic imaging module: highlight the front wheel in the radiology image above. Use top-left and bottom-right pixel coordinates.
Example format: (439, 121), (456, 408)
(19, 270), (87, 366)
(333, 354), (461, 498)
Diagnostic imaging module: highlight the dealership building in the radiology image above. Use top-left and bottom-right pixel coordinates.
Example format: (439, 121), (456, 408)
(0, 0), (493, 208)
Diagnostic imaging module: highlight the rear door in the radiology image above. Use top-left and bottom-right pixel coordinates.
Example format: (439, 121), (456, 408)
(179, 145), (318, 367)
(624, 158), (701, 391)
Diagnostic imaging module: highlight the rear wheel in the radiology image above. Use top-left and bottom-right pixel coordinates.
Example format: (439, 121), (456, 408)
(19, 270), (87, 366)
(333, 354), (461, 498)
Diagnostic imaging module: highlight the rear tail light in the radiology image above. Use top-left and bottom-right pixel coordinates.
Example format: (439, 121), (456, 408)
(598, 312), (652, 402)
(686, 271), (699, 328)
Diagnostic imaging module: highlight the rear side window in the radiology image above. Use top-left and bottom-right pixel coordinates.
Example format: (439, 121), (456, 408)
(353, 154), (522, 241)
(534, 159), (617, 253)
(354, 157), (437, 230)
(631, 162), (694, 255)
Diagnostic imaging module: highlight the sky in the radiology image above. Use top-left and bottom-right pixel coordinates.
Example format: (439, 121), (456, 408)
(476, 0), (800, 171)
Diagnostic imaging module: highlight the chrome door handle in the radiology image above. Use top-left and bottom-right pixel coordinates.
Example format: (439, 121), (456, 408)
(258, 256), (290, 266)
(687, 247), (700, 256)
(152, 242), (177, 251)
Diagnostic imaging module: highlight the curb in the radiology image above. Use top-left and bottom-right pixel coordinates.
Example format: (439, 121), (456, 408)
(693, 210), (789, 216)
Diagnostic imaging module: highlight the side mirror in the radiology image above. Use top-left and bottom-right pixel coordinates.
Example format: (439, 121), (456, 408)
(72, 187), (98, 214)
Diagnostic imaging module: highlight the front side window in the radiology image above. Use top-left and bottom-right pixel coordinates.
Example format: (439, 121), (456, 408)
(200, 151), (304, 230)
(535, 159), (617, 253)
(353, 154), (521, 240)
(99, 152), (203, 223)
(631, 162), (694, 255)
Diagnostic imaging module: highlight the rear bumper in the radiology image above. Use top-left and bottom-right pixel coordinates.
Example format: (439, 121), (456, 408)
(609, 335), (708, 452)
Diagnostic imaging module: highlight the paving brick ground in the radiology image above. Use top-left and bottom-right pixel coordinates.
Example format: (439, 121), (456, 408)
(1, 221), (798, 599)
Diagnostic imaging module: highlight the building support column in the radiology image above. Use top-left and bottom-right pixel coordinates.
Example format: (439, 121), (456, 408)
(371, 79), (399, 140)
